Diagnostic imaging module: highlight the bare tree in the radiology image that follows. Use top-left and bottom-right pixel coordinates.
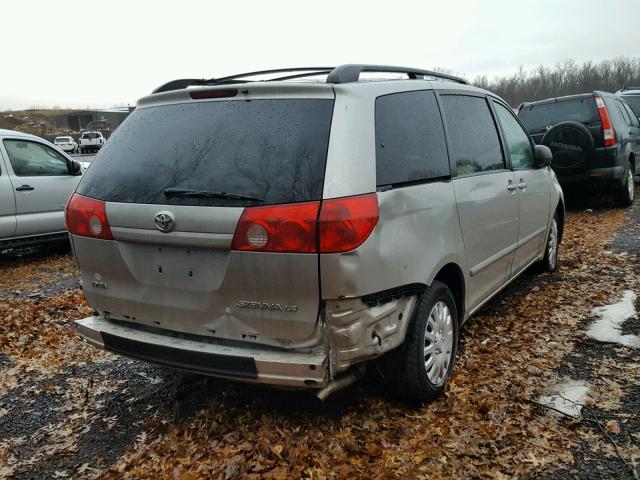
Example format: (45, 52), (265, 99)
(473, 57), (640, 106)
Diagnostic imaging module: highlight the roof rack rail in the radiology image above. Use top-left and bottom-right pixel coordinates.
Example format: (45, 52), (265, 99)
(621, 86), (640, 91)
(152, 68), (334, 94)
(151, 64), (467, 94)
(326, 64), (468, 85)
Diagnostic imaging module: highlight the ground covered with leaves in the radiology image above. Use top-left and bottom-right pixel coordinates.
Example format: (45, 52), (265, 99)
(1, 199), (639, 479)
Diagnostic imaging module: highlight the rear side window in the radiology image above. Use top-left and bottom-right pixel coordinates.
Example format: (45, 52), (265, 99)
(620, 95), (640, 115)
(77, 99), (334, 206)
(375, 90), (449, 186)
(518, 97), (599, 134)
(440, 95), (505, 176)
(622, 102), (640, 127)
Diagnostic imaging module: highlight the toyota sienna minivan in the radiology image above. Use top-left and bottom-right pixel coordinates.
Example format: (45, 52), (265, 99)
(67, 65), (564, 401)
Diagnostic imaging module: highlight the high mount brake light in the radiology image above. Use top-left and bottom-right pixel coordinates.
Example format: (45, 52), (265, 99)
(189, 89), (238, 100)
(231, 193), (379, 254)
(595, 96), (617, 147)
(65, 193), (114, 240)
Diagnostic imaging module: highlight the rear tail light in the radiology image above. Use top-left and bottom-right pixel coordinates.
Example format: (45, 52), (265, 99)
(595, 95), (617, 146)
(231, 193), (379, 254)
(232, 201), (320, 253)
(318, 194), (379, 253)
(65, 193), (114, 240)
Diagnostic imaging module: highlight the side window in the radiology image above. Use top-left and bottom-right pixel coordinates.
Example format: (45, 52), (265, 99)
(3, 140), (69, 176)
(440, 95), (505, 177)
(375, 90), (449, 186)
(622, 102), (640, 128)
(616, 100), (632, 127)
(493, 102), (535, 169)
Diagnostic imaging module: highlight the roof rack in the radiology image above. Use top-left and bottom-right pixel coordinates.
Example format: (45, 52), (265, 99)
(326, 64), (467, 85)
(151, 64), (467, 94)
(152, 68), (334, 94)
(621, 86), (640, 91)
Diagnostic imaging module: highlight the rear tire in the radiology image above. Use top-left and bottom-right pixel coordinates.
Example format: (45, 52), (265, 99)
(614, 164), (634, 208)
(394, 281), (459, 402)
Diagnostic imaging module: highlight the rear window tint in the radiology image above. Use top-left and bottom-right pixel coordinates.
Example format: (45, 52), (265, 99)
(518, 97), (599, 134)
(82, 132), (101, 139)
(375, 90), (449, 186)
(440, 95), (505, 176)
(77, 99), (334, 206)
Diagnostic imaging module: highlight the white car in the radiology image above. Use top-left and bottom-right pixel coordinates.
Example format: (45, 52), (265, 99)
(79, 131), (106, 154)
(54, 136), (78, 154)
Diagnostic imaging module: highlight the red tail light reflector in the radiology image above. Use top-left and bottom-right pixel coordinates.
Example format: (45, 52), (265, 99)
(190, 89), (238, 100)
(231, 193), (379, 254)
(319, 194), (379, 253)
(595, 95), (616, 146)
(65, 193), (114, 240)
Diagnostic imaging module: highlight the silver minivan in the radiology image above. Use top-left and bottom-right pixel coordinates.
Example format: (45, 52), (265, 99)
(69, 65), (563, 401)
(1, 130), (82, 249)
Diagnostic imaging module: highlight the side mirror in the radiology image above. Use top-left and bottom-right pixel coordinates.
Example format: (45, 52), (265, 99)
(68, 159), (82, 175)
(534, 145), (552, 168)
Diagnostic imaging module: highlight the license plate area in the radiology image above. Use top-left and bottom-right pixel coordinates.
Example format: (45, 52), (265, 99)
(117, 242), (230, 291)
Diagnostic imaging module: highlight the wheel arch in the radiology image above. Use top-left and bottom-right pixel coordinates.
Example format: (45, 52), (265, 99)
(433, 263), (466, 324)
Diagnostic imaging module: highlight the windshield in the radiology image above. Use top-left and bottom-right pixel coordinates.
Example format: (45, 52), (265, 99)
(620, 95), (640, 116)
(77, 99), (334, 207)
(82, 132), (100, 139)
(518, 97), (599, 134)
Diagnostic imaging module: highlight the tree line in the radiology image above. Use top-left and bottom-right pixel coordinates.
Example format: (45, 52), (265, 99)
(472, 57), (640, 106)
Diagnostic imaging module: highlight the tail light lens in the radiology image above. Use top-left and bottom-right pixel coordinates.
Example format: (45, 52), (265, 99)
(318, 194), (379, 253)
(232, 201), (320, 253)
(231, 193), (379, 254)
(595, 95), (616, 146)
(65, 193), (114, 240)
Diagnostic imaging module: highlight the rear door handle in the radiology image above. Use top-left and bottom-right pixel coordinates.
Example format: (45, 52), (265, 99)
(15, 185), (34, 191)
(507, 183), (517, 191)
(518, 182), (527, 189)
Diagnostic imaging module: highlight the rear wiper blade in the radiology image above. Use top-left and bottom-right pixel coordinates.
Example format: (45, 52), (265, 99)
(163, 188), (264, 203)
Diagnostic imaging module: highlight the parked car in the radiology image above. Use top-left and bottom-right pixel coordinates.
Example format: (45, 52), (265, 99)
(518, 92), (639, 206)
(68, 65), (563, 401)
(616, 86), (640, 118)
(79, 131), (105, 154)
(0, 129), (82, 249)
(54, 136), (78, 154)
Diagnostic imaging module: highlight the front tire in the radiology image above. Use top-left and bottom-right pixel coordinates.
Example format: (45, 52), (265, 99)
(396, 281), (459, 402)
(538, 212), (559, 273)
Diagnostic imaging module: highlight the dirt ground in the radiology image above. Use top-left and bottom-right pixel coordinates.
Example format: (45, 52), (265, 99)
(0, 196), (639, 479)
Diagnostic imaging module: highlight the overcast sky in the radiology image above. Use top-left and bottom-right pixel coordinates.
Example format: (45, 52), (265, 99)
(0, 0), (636, 110)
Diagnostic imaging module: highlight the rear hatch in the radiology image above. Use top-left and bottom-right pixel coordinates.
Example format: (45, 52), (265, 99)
(518, 95), (604, 174)
(518, 95), (602, 145)
(70, 87), (335, 348)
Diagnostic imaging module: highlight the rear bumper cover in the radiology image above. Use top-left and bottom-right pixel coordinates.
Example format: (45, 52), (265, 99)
(557, 165), (626, 186)
(76, 316), (328, 388)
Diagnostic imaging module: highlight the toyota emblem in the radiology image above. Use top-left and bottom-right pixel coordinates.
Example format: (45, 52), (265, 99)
(154, 211), (175, 233)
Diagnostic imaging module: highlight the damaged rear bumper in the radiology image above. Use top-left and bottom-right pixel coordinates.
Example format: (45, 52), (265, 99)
(75, 316), (328, 388)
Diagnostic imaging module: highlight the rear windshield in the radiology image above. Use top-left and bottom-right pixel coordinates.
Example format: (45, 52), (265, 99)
(82, 132), (100, 139)
(55, 137), (71, 142)
(518, 97), (599, 134)
(620, 95), (640, 115)
(77, 99), (334, 206)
